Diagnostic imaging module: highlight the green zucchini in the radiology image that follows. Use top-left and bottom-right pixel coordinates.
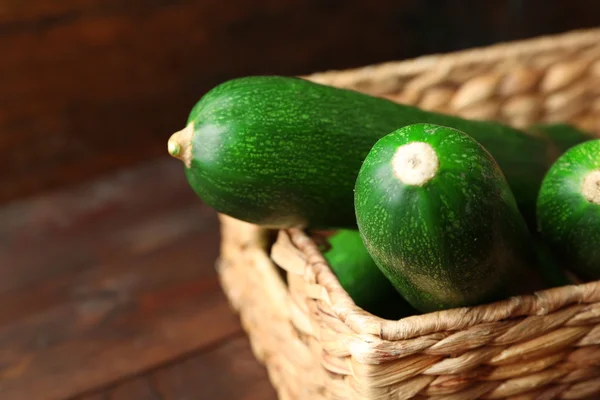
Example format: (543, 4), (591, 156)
(536, 139), (600, 281)
(323, 230), (416, 319)
(532, 235), (571, 288)
(528, 123), (594, 155)
(168, 75), (565, 229)
(354, 123), (543, 312)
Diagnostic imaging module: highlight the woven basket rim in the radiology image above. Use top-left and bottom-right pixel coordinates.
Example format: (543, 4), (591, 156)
(277, 228), (600, 342)
(303, 27), (600, 85)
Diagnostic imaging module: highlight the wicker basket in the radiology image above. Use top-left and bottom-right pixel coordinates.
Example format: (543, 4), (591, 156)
(217, 28), (600, 400)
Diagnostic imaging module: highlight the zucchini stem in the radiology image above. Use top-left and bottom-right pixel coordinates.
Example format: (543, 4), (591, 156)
(168, 123), (194, 168)
(582, 170), (600, 205)
(392, 142), (439, 186)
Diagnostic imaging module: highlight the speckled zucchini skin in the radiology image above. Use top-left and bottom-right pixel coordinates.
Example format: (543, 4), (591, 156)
(323, 229), (415, 319)
(354, 123), (542, 312)
(181, 75), (559, 229)
(537, 139), (600, 281)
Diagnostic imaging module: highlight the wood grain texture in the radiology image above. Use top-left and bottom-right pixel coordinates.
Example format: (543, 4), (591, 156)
(0, 157), (243, 400)
(0, 0), (598, 204)
(78, 336), (277, 400)
(152, 336), (277, 400)
(78, 377), (163, 400)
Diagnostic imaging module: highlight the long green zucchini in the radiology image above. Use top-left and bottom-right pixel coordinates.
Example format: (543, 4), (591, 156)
(168, 75), (576, 229)
(528, 123), (594, 154)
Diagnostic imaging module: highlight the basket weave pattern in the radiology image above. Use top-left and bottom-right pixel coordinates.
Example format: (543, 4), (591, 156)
(309, 28), (600, 136)
(217, 29), (600, 400)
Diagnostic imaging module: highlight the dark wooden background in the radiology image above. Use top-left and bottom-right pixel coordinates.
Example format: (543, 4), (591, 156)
(1, 0), (599, 204)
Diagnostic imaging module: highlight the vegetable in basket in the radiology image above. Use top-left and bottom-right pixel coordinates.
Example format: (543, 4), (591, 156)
(167, 75), (580, 230)
(322, 229), (416, 319)
(537, 139), (600, 281)
(528, 123), (595, 155)
(354, 123), (544, 312)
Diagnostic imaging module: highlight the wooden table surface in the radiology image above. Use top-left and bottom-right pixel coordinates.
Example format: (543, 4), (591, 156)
(0, 157), (277, 400)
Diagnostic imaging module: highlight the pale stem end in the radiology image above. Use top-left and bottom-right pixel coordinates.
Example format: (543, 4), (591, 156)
(167, 123), (194, 168)
(392, 142), (439, 186)
(582, 169), (600, 205)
